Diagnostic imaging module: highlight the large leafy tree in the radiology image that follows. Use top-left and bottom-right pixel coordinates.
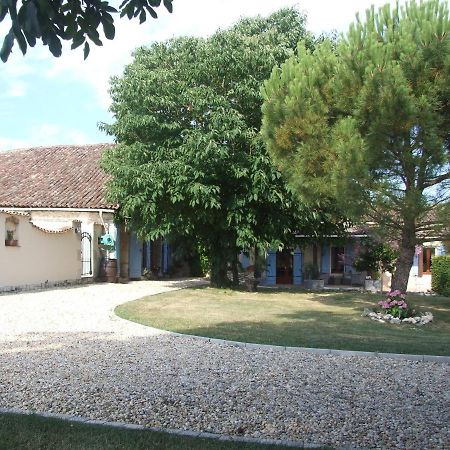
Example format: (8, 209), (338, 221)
(0, 0), (173, 62)
(102, 8), (345, 287)
(262, 0), (450, 292)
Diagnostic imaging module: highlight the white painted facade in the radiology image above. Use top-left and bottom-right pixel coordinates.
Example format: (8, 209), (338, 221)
(0, 209), (116, 290)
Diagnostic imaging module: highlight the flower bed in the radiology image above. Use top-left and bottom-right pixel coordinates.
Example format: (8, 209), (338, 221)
(362, 290), (433, 326)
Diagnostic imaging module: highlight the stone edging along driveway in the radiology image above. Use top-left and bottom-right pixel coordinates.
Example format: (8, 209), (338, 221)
(0, 407), (333, 450)
(163, 331), (450, 364)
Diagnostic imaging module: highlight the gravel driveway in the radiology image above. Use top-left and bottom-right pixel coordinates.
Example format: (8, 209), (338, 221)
(0, 280), (449, 449)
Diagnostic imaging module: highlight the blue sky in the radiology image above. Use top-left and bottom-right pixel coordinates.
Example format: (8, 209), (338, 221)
(0, 0), (402, 152)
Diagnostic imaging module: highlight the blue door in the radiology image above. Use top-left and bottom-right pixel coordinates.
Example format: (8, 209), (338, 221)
(129, 232), (142, 279)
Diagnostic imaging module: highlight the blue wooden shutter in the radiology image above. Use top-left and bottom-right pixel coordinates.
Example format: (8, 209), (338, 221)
(293, 248), (303, 285)
(411, 253), (419, 276)
(167, 243), (171, 271)
(345, 242), (354, 273)
(321, 244), (330, 274)
(129, 232), (142, 279)
(145, 241), (151, 270)
(115, 225), (121, 277)
(162, 241), (170, 273)
(265, 250), (276, 285)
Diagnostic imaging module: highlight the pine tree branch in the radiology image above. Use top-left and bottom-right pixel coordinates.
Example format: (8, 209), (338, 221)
(423, 171), (450, 188)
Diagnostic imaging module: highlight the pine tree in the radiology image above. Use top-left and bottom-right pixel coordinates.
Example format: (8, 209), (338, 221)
(262, 0), (450, 291)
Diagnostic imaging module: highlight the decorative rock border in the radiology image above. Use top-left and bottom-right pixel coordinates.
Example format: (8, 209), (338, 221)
(363, 309), (433, 325)
(0, 407), (362, 450)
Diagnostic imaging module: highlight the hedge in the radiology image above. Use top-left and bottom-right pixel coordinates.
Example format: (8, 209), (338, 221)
(431, 255), (450, 297)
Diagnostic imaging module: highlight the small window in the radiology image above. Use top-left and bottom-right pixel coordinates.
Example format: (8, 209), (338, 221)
(5, 216), (19, 246)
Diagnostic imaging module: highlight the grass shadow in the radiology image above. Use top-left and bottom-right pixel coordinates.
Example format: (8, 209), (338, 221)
(175, 312), (450, 355)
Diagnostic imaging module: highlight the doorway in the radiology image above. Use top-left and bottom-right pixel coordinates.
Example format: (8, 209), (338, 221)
(276, 249), (293, 284)
(423, 247), (435, 274)
(80, 232), (92, 276)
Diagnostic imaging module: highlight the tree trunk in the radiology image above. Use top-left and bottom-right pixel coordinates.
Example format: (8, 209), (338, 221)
(391, 220), (416, 292)
(231, 254), (239, 287)
(254, 246), (261, 279)
(209, 251), (231, 288)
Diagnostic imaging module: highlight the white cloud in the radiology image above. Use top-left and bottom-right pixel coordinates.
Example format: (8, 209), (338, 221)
(30, 123), (95, 147)
(2, 80), (27, 98)
(0, 137), (28, 152)
(32, 123), (61, 142)
(0, 19), (37, 102)
(43, 7), (177, 109)
(65, 129), (96, 146)
(0, 122), (106, 151)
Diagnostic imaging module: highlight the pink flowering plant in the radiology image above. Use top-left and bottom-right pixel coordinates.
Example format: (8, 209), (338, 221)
(377, 290), (414, 319)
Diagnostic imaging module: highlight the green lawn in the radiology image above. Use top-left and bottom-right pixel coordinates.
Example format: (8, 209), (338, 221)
(0, 413), (318, 450)
(116, 287), (450, 356)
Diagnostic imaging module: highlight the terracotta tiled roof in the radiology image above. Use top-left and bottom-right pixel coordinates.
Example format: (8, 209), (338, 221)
(0, 144), (118, 210)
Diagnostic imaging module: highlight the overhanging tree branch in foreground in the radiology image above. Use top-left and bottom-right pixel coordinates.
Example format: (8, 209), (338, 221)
(262, 0), (449, 292)
(0, 0), (173, 62)
(101, 8), (347, 287)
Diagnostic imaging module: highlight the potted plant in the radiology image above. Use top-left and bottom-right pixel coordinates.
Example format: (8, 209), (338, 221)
(304, 262), (324, 289)
(5, 230), (18, 246)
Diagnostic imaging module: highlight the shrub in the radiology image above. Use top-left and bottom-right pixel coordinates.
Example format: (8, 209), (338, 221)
(353, 240), (398, 278)
(432, 255), (450, 297)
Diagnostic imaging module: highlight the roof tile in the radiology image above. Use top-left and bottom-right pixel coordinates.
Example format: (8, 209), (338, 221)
(0, 144), (118, 210)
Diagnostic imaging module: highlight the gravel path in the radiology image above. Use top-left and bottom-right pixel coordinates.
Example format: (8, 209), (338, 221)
(0, 281), (449, 449)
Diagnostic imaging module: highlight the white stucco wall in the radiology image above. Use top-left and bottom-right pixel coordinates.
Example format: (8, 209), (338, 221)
(0, 212), (81, 288)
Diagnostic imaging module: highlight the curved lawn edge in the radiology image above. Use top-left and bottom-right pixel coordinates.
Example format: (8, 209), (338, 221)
(114, 307), (450, 364)
(0, 407), (333, 450)
(114, 287), (450, 361)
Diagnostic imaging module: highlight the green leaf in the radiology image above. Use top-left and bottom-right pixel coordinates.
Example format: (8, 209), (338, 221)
(12, 24), (27, 55)
(71, 32), (85, 50)
(102, 12), (114, 24)
(102, 4), (118, 14)
(0, 5), (8, 22)
(83, 41), (90, 59)
(163, 0), (173, 13)
(102, 19), (115, 39)
(48, 32), (62, 57)
(139, 9), (146, 24)
(147, 6), (157, 19)
(87, 29), (102, 46)
(23, 1), (40, 37)
(23, 29), (36, 47)
(0, 29), (14, 62)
